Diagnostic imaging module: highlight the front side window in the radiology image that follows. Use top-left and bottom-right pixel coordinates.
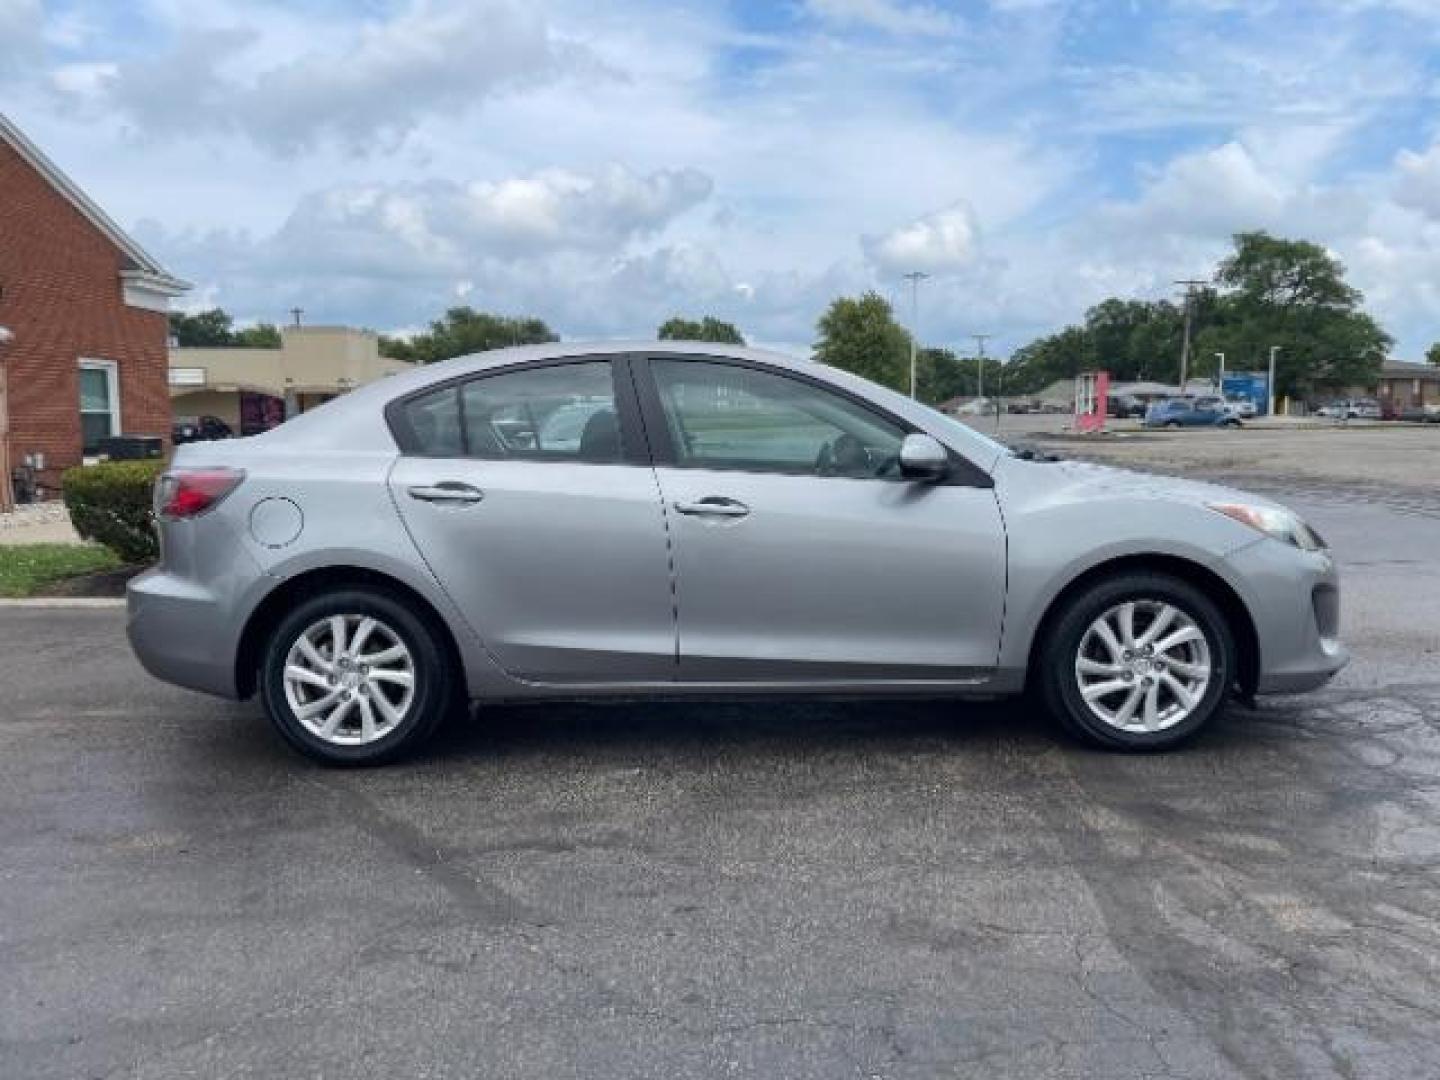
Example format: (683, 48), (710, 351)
(399, 360), (623, 463)
(78, 360), (119, 454)
(651, 359), (905, 478)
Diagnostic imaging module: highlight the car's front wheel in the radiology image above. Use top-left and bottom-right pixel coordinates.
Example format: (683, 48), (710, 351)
(259, 588), (456, 765)
(1038, 572), (1235, 751)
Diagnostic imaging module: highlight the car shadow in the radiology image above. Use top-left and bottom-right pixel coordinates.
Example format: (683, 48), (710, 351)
(422, 695), (1060, 765)
(189, 690), (1297, 773)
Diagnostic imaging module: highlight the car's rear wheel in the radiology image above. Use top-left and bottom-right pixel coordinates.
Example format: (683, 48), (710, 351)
(1164, 420), (1181, 429)
(260, 588), (455, 765)
(1039, 572), (1234, 751)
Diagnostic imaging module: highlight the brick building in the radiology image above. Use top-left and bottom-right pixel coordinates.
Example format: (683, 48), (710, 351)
(0, 112), (188, 506)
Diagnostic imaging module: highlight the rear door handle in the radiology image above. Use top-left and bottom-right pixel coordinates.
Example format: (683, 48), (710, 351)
(673, 497), (750, 518)
(408, 482), (484, 505)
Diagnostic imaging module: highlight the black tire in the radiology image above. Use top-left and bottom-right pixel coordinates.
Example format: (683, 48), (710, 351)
(1164, 420), (1182, 430)
(1038, 571), (1235, 751)
(259, 587), (456, 765)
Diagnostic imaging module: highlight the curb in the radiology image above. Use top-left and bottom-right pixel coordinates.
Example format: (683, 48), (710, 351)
(0, 598), (126, 609)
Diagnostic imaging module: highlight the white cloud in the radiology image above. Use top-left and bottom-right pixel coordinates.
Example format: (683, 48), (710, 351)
(803, 0), (961, 37)
(1104, 142), (1288, 238)
(1394, 141), (1440, 220)
(863, 202), (982, 274)
(268, 164), (712, 276)
(459, 166), (713, 253)
(86, 0), (590, 156)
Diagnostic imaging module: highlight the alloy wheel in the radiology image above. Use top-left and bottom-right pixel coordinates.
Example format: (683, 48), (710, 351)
(282, 614), (416, 746)
(1073, 600), (1212, 733)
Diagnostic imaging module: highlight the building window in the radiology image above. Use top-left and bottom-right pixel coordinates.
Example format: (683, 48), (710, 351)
(79, 359), (121, 454)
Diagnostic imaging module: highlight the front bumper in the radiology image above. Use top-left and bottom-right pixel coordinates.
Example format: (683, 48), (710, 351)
(1226, 540), (1349, 694)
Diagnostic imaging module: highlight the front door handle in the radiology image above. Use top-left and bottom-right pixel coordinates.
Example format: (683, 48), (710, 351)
(673, 497), (750, 518)
(408, 482), (484, 505)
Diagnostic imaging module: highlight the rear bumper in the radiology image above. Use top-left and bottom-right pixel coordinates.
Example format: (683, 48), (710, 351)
(127, 569), (243, 699)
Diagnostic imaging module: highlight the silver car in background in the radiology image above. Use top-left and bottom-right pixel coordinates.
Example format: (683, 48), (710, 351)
(128, 342), (1347, 764)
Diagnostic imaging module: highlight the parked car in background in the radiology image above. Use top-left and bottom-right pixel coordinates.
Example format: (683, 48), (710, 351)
(1226, 397), (1258, 419)
(1107, 394), (1146, 419)
(172, 415), (234, 444)
(128, 341), (1344, 765)
(1143, 397), (1244, 429)
(1316, 398), (1382, 420)
(1398, 402), (1440, 423)
(954, 397), (995, 416)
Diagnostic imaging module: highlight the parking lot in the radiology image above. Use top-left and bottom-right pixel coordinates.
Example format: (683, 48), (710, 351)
(3, 442), (1439, 1078)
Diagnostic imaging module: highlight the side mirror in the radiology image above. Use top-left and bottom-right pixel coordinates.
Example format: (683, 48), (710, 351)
(899, 433), (948, 481)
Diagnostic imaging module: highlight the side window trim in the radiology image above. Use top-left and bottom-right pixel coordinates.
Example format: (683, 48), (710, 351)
(385, 355), (650, 466)
(631, 354), (994, 488)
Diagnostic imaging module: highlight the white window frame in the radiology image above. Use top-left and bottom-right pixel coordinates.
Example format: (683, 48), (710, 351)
(79, 358), (122, 449)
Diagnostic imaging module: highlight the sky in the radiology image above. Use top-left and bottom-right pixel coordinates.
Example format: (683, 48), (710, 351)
(3, 0), (1440, 359)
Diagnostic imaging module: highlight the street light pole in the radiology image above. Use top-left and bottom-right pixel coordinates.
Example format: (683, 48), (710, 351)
(1214, 351), (1225, 390)
(902, 271), (928, 399)
(1268, 346), (1281, 417)
(973, 333), (992, 403)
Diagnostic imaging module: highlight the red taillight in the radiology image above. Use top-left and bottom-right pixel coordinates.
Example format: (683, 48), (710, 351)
(155, 468), (245, 519)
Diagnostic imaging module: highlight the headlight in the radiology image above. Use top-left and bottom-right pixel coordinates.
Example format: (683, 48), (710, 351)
(1209, 502), (1326, 551)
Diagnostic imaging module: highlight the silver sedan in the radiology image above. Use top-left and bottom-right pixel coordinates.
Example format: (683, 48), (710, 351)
(128, 342), (1346, 764)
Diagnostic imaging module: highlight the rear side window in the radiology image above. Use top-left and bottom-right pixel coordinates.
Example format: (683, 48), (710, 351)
(400, 385), (464, 456)
(397, 361), (623, 462)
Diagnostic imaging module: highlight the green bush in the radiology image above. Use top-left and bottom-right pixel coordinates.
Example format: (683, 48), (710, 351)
(62, 460), (165, 565)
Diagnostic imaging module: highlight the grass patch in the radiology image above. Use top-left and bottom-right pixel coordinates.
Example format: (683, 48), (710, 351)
(0, 543), (123, 598)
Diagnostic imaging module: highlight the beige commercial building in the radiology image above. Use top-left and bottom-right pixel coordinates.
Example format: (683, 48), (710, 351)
(169, 325), (413, 435)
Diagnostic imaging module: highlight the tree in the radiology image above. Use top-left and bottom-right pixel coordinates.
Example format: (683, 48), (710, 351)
(916, 347), (965, 404)
(1210, 231), (1390, 397)
(169, 308), (281, 348)
(1009, 232), (1391, 401)
(915, 348), (1011, 404)
(813, 292), (910, 392)
(1426, 342), (1440, 367)
(657, 316), (745, 345)
(169, 309), (234, 346)
(379, 306), (558, 364)
(232, 323), (281, 348)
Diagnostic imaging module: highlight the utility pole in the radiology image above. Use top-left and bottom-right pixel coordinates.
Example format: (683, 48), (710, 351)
(994, 352), (1006, 432)
(973, 333), (992, 403)
(1268, 346), (1281, 417)
(902, 272), (929, 399)
(1214, 351), (1226, 390)
(290, 307), (304, 328)
(1175, 279), (1206, 393)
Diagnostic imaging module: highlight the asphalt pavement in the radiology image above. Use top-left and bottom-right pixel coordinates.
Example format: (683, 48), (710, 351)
(2, 483), (1438, 1079)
